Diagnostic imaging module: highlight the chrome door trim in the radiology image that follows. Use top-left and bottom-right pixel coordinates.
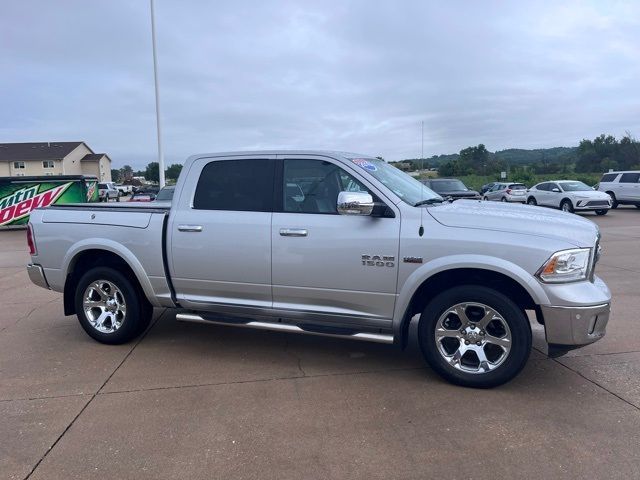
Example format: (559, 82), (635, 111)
(279, 228), (308, 237)
(177, 224), (203, 232)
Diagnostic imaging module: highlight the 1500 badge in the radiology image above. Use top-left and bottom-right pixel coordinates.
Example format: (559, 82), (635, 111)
(361, 254), (395, 267)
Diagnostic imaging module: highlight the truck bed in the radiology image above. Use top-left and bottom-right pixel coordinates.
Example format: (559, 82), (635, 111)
(29, 204), (174, 308)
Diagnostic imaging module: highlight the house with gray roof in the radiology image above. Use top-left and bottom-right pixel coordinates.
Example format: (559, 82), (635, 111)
(0, 142), (112, 181)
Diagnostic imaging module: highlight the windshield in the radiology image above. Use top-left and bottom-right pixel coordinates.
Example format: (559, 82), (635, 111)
(347, 157), (441, 206)
(155, 187), (174, 201)
(429, 180), (468, 192)
(560, 181), (592, 192)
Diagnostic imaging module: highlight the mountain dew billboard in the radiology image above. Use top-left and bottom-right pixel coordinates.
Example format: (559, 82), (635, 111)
(0, 176), (98, 227)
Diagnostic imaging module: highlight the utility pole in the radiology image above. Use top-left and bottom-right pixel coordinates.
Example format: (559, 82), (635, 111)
(150, 0), (165, 188)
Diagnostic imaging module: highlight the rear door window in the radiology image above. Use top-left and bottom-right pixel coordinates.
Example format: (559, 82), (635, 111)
(536, 183), (549, 191)
(619, 173), (640, 183)
(193, 159), (275, 211)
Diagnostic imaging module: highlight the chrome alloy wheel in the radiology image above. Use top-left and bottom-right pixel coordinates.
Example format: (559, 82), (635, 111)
(83, 280), (127, 333)
(434, 302), (512, 374)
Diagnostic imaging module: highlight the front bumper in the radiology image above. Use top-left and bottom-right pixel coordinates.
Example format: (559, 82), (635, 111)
(574, 206), (611, 211)
(27, 263), (50, 290)
(540, 276), (611, 354)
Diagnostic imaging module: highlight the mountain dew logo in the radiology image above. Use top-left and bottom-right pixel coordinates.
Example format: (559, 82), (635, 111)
(86, 181), (97, 201)
(0, 182), (72, 226)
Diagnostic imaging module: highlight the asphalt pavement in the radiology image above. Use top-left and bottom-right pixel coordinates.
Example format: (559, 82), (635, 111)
(1, 207), (639, 479)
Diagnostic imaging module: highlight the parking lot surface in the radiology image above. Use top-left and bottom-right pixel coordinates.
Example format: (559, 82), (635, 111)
(2, 208), (640, 479)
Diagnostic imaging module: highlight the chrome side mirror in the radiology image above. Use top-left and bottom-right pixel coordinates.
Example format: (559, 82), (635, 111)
(337, 191), (374, 216)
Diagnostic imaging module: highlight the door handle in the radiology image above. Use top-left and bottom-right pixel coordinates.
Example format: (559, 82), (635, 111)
(279, 228), (308, 237)
(178, 225), (203, 232)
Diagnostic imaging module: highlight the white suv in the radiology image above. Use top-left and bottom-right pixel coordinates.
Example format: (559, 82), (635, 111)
(597, 171), (640, 209)
(527, 180), (611, 215)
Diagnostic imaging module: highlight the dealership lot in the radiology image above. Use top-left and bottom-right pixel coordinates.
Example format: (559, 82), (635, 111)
(2, 208), (640, 479)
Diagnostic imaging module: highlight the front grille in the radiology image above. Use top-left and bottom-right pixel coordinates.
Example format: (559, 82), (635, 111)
(586, 200), (609, 207)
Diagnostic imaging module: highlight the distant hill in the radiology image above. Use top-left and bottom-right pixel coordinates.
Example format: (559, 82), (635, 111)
(492, 147), (577, 165)
(395, 146), (577, 168)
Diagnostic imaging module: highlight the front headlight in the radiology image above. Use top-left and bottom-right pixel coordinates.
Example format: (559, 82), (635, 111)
(537, 248), (591, 283)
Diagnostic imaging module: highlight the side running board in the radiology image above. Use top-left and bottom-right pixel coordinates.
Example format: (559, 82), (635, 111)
(175, 313), (394, 344)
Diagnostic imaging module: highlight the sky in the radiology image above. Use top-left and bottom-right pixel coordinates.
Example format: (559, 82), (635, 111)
(2, 0), (639, 169)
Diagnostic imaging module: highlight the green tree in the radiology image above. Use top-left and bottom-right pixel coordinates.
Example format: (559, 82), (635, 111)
(165, 163), (183, 181)
(110, 169), (121, 182)
(438, 161), (455, 177)
(120, 165), (134, 182)
(144, 162), (159, 182)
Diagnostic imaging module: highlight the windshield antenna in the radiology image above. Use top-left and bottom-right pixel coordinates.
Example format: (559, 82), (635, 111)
(419, 121), (425, 237)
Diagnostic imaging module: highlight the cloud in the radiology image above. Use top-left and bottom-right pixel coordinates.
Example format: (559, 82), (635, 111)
(1, 0), (639, 168)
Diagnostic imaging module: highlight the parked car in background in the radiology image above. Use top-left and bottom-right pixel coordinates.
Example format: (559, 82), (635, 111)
(154, 186), (175, 206)
(483, 183), (527, 203)
(596, 171), (640, 209)
(98, 182), (119, 202)
(115, 184), (133, 195)
(27, 150), (611, 388)
(480, 182), (497, 195)
(421, 178), (481, 200)
(129, 191), (155, 202)
(527, 180), (611, 215)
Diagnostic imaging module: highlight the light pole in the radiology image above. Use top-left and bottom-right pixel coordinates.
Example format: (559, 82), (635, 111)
(150, 0), (165, 188)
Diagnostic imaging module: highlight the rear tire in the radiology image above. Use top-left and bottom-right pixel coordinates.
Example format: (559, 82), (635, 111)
(527, 197), (537, 205)
(607, 192), (618, 209)
(501, 197), (507, 202)
(418, 285), (531, 388)
(74, 267), (152, 344)
(595, 210), (608, 216)
(560, 199), (574, 213)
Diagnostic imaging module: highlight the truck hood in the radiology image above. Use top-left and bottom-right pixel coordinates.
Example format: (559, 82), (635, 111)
(427, 200), (598, 247)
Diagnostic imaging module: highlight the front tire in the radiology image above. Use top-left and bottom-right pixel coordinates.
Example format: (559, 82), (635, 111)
(75, 267), (152, 344)
(560, 199), (574, 213)
(595, 209), (608, 216)
(501, 197), (507, 202)
(418, 286), (532, 388)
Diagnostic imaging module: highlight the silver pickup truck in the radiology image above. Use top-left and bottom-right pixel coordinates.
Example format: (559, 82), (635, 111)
(26, 151), (611, 388)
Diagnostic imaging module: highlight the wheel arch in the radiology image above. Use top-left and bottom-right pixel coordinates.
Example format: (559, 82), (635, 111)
(62, 241), (159, 316)
(393, 258), (546, 349)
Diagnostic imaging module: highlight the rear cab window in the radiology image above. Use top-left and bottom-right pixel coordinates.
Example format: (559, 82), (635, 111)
(193, 159), (275, 211)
